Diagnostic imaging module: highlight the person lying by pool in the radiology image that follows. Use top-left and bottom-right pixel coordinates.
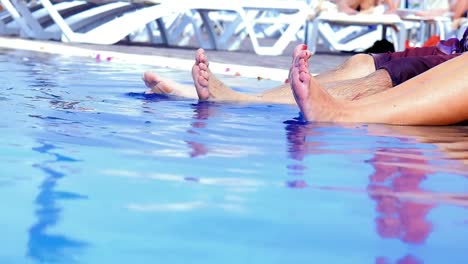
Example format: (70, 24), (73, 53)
(144, 46), (466, 125)
(143, 28), (467, 105)
(335, 0), (397, 15)
(143, 32), (468, 125)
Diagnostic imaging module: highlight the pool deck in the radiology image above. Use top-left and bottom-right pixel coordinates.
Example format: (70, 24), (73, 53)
(0, 37), (352, 82)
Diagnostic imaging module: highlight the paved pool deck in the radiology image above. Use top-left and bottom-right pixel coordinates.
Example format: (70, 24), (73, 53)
(0, 37), (352, 81)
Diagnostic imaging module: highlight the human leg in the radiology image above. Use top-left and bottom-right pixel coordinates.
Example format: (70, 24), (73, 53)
(143, 47), (449, 103)
(142, 49), (255, 101)
(259, 47), (378, 101)
(194, 45), (387, 103)
(323, 70), (392, 100)
(315, 52), (377, 83)
(289, 48), (468, 125)
(143, 45), (381, 102)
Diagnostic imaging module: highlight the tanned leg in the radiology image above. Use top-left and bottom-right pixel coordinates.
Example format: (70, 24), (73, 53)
(315, 53), (377, 83)
(259, 47), (378, 102)
(290, 47), (468, 125)
(144, 44), (383, 103)
(325, 69), (393, 100)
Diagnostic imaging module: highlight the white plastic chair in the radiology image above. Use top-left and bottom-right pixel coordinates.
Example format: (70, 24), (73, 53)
(1, 0), (315, 56)
(306, 11), (407, 53)
(180, 0), (315, 55)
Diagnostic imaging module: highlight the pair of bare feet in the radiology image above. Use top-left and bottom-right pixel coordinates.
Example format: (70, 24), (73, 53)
(142, 45), (336, 122)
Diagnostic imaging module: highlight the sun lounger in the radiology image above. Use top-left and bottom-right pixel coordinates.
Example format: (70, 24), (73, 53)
(1, 0), (207, 47)
(0, 0), (187, 44)
(2, 0), (313, 55)
(178, 0), (314, 55)
(37, 0), (159, 43)
(397, 8), (454, 47)
(0, 0), (45, 37)
(306, 10), (407, 53)
(1, 0), (97, 38)
(43, 2), (135, 36)
(0, 2), (40, 35)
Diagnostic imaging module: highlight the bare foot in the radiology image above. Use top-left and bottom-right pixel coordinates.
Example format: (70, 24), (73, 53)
(289, 45), (340, 122)
(289, 44), (315, 119)
(142, 71), (197, 98)
(192, 48), (210, 100)
(191, 48), (255, 102)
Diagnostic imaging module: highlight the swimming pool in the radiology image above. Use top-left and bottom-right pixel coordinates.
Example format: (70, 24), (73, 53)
(0, 48), (467, 264)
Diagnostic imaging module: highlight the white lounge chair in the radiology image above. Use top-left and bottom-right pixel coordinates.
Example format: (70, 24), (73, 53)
(2, 0), (314, 55)
(178, 0), (314, 55)
(306, 10), (407, 53)
(0, 0), (95, 38)
(131, 0), (315, 55)
(39, 0), (183, 43)
(0, 0), (177, 43)
(397, 7), (456, 47)
(0, 0), (46, 37)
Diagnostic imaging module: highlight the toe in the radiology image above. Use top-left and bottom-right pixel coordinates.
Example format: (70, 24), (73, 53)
(292, 44), (307, 61)
(201, 70), (209, 78)
(198, 76), (208, 87)
(195, 50), (203, 63)
(200, 54), (207, 64)
(142, 72), (153, 81)
(299, 72), (309, 83)
(299, 59), (309, 73)
(199, 63), (208, 71)
(196, 49), (206, 63)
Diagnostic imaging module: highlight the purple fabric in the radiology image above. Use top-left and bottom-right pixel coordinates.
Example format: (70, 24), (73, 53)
(437, 27), (468, 54)
(437, 38), (461, 54)
(375, 53), (460, 86)
(371, 29), (467, 86)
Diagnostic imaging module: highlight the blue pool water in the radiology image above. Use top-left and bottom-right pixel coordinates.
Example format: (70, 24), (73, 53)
(0, 49), (467, 264)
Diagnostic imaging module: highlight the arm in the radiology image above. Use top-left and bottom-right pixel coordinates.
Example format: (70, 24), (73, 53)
(451, 0), (468, 19)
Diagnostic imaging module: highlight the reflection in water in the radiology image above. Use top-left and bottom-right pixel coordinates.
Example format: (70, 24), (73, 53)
(368, 149), (433, 264)
(186, 102), (219, 158)
(376, 255), (423, 264)
(368, 148), (434, 244)
(284, 119), (320, 162)
(284, 123), (468, 263)
(284, 120), (321, 187)
(28, 142), (88, 262)
(25, 59), (88, 262)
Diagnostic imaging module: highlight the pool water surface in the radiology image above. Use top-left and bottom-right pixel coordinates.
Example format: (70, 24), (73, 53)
(0, 49), (467, 264)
